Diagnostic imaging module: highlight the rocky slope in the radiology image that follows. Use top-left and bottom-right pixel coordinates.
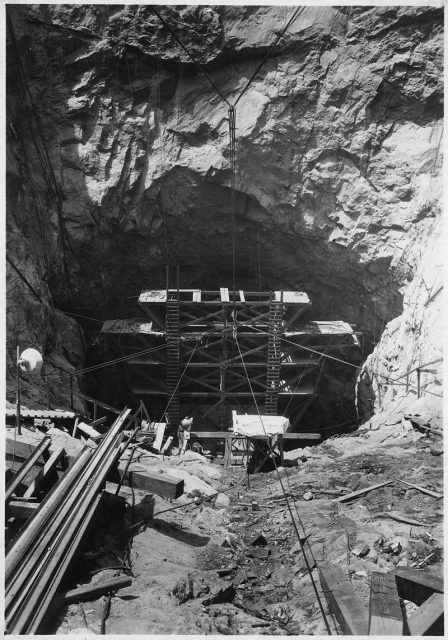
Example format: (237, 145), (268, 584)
(6, 5), (443, 422)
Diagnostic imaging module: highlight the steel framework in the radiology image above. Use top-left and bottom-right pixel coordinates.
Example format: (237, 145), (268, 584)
(101, 276), (358, 432)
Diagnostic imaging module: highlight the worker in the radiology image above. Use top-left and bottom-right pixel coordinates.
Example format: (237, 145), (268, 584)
(178, 416), (193, 454)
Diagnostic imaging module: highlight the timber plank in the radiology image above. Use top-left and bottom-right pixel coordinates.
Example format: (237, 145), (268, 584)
(23, 448), (66, 499)
(5, 437), (51, 501)
(393, 567), (443, 605)
(395, 478), (442, 499)
(190, 431), (321, 440)
(7, 500), (40, 520)
(60, 576), (132, 605)
(109, 462), (184, 499)
(75, 422), (103, 440)
(319, 563), (369, 635)
(407, 592), (444, 636)
(5, 436), (78, 467)
(368, 571), (403, 635)
(334, 480), (393, 503)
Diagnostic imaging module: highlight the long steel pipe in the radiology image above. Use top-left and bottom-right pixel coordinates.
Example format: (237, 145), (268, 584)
(6, 420), (127, 612)
(6, 409), (131, 634)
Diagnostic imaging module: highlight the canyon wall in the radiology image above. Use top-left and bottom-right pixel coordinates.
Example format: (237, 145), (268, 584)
(6, 5), (443, 423)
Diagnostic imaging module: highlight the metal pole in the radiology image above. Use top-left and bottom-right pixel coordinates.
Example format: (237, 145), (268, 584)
(16, 346), (21, 436)
(417, 368), (421, 398)
(45, 376), (51, 410)
(70, 375), (74, 410)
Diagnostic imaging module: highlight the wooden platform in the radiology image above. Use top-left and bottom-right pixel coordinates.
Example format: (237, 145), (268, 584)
(139, 289), (311, 306)
(101, 284), (359, 431)
(190, 431), (321, 440)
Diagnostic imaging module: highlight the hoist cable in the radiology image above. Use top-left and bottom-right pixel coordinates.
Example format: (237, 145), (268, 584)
(234, 336), (332, 634)
(150, 6), (231, 107)
(157, 338), (202, 424)
(6, 256), (44, 304)
(233, 6), (304, 107)
(229, 105), (237, 318)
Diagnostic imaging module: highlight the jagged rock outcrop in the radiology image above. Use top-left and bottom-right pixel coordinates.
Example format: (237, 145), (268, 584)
(6, 5), (443, 421)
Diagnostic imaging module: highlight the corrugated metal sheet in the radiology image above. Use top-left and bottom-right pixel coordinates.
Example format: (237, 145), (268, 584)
(285, 320), (354, 336)
(101, 319), (157, 334)
(5, 408), (76, 420)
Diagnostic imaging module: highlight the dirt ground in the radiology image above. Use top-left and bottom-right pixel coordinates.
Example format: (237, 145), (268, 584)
(54, 417), (443, 635)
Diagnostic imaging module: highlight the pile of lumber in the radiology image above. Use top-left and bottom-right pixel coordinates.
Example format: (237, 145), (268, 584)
(5, 410), (132, 633)
(319, 564), (443, 636)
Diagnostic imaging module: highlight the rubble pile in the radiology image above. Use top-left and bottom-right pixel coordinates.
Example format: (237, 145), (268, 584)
(7, 402), (440, 635)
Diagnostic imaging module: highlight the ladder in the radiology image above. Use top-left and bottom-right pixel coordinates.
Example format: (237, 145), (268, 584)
(166, 289), (180, 429)
(264, 299), (284, 415)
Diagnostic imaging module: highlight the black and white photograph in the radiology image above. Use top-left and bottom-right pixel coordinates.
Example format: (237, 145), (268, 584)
(4, 2), (444, 635)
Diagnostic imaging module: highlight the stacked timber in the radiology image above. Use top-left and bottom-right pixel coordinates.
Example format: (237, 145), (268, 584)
(5, 409), (131, 634)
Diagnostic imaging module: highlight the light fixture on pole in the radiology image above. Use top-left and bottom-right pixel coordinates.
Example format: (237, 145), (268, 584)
(16, 347), (43, 436)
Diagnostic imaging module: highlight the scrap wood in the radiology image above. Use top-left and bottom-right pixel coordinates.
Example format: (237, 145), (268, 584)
(7, 500), (40, 520)
(393, 567), (443, 606)
(395, 478), (442, 499)
(160, 436), (173, 454)
(406, 592), (444, 636)
(76, 421), (103, 440)
(368, 571), (403, 635)
(404, 414), (443, 437)
(5, 436), (52, 501)
(375, 511), (428, 527)
(334, 480), (393, 503)
(318, 563), (369, 635)
(59, 576), (132, 605)
(23, 448), (67, 499)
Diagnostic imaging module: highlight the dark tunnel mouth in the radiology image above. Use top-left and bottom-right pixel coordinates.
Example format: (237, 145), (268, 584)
(75, 272), (368, 442)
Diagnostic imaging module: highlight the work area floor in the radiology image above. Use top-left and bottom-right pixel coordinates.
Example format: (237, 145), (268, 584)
(54, 417), (443, 635)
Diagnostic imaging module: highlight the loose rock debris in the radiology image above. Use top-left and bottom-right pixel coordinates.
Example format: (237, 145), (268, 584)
(5, 408), (443, 635)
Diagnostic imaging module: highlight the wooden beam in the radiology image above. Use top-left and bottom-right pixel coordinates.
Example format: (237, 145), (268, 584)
(59, 576), (132, 605)
(76, 422), (103, 440)
(109, 463), (184, 499)
(283, 432), (321, 440)
(5, 436), (52, 501)
(23, 448), (66, 499)
(334, 480), (393, 503)
(318, 563), (369, 635)
(393, 567), (443, 606)
(407, 592), (444, 636)
(189, 431), (321, 440)
(90, 416), (107, 428)
(368, 571), (403, 635)
(6, 499), (40, 520)
(395, 478), (442, 499)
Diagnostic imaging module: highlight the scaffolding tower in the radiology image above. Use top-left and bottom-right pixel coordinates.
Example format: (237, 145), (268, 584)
(101, 274), (358, 433)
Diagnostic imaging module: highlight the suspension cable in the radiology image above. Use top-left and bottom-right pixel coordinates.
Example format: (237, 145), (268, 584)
(233, 6), (304, 107)
(150, 6), (231, 107)
(229, 104), (237, 318)
(234, 336), (332, 634)
(6, 256), (44, 303)
(157, 337), (202, 424)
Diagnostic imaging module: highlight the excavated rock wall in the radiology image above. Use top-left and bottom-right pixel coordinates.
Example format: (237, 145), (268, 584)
(6, 5), (443, 422)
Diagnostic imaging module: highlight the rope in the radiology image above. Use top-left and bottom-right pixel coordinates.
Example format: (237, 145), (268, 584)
(229, 104), (237, 316)
(157, 338), (202, 424)
(249, 324), (444, 399)
(233, 6), (304, 107)
(6, 256), (44, 303)
(234, 336), (332, 634)
(150, 7), (231, 107)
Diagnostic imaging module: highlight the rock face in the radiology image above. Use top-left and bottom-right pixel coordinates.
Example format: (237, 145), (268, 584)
(6, 5), (443, 422)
